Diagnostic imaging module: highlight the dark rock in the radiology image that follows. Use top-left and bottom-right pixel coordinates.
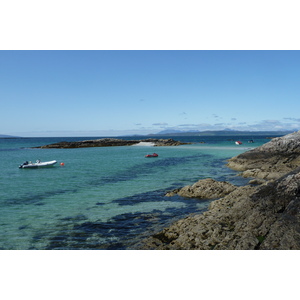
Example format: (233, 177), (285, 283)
(165, 178), (237, 199)
(140, 138), (186, 146)
(34, 138), (187, 149)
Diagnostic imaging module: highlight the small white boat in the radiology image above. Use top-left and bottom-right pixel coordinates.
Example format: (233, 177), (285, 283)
(19, 160), (57, 169)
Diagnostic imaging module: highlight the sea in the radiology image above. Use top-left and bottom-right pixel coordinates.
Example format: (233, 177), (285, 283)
(0, 135), (279, 250)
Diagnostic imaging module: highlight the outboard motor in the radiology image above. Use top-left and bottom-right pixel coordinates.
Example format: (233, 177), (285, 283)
(19, 161), (29, 168)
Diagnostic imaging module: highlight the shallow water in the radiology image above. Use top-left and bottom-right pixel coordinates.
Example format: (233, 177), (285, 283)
(0, 135), (274, 249)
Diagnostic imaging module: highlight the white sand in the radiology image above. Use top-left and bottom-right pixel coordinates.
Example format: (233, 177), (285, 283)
(132, 142), (155, 147)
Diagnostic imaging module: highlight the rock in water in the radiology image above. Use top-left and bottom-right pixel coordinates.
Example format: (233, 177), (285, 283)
(35, 138), (187, 149)
(165, 178), (236, 199)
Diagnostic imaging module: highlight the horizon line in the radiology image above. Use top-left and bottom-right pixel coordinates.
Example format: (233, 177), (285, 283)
(1, 129), (296, 138)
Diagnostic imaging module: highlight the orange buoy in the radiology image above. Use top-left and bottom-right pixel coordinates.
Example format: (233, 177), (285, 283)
(60, 162), (65, 166)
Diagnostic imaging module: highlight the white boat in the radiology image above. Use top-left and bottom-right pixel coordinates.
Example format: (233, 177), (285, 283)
(19, 160), (57, 169)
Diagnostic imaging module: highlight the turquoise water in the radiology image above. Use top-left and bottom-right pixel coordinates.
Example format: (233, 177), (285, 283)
(0, 135), (274, 249)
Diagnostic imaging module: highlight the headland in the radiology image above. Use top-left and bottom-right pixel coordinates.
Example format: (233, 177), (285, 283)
(136, 131), (300, 250)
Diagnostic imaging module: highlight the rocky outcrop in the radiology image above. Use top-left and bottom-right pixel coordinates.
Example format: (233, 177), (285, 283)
(227, 131), (300, 180)
(35, 138), (187, 149)
(141, 138), (186, 146)
(38, 139), (137, 148)
(136, 131), (300, 250)
(165, 178), (237, 199)
(139, 168), (300, 250)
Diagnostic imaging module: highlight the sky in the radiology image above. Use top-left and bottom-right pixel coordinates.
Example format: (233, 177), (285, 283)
(2, 1), (300, 296)
(1, 50), (300, 137)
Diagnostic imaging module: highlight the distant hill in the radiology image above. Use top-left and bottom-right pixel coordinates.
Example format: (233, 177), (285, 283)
(150, 130), (294, 137)
(155, 129), (186, 135)
(0, 134), (18, 138)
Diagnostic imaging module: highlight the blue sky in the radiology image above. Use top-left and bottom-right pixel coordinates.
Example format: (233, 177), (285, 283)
(1, 50), (300, 137)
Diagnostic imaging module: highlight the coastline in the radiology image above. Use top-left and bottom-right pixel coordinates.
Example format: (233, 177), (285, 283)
(135, 131), (300, 250)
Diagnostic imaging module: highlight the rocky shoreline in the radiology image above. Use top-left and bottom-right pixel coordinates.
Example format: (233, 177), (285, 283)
(34, 138), (187, 149)
(136, 131), (300, 250)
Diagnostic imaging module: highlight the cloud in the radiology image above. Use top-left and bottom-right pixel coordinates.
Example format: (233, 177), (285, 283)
(148, 119), (297, 134)
(284, 117), (300, 122)
(152, 122), (169, 126)
(13, 118), (300, 138)
(152, 119), (300, 133)
(178, 123), (212, 128)
(178, 124), (199, 127)
(176, 123), (223, 131)
(232, 119), (300, 131)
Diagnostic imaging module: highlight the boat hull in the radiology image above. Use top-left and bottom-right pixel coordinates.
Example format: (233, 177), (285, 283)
(19, 160), (57, 169)
(145, 153), (158, 157)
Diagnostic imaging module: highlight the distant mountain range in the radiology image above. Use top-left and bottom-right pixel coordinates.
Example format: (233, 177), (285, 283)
(1, 130), (296, 138)
(149, 129), (295, 137)
(0, 134), (18, 138)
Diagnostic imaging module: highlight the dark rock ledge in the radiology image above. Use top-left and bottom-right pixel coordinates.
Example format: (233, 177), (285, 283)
(227, 131), (300, 180)
(34, 138), (187, 149)
(165, 178), (237, 199)
(136, 130), (300, 250)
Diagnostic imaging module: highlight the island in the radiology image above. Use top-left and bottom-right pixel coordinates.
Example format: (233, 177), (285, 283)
(34, 138), (188, 149)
